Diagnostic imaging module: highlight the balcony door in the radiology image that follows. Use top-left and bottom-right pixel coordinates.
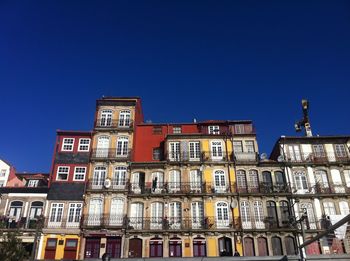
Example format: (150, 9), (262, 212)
(131, 172), (145, 194)
(169, 170), (181, 192)
(253, 201), (265, 229)
(116, 136), (128, 157)
(189, 142), (200, 161)
(92, 166), (106, 189)
(214, 170), (226, 193)
(109, 198), (124, 226)
(216, 202), (229, 228)
(88, 198), (102, 226)
(130, 203), (143, 229)
(151, 202), (164, 229)
(169, 142), (180, 161)
(240, 201), (252, 229)
(169, 202), (181, 229)
(118, 110), (131, 127)
(288, 145), (301, 161)
(211, 141), (223, 160)
(190, 169), (202, 192)
(9, 201), (23, 224)
(100, 110), (112, 127)
(191, 202), (204, 229)
(300, 203), (316, 229)
(96, 136), (109, 157)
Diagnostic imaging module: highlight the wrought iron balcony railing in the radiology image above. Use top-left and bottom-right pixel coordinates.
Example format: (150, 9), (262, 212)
(285, 152), (349, 164)
(166, 151), (233, 162)
(82, 214), (125, 228)
(291, 182), (349, 195)
(237, 182), (291, 194)
(86, 179), (127, 190)
(233, 152), (258, 162)
(95, 119), (134, 129)
(45, 217), (80, 229)
(0, 216), (43, 230)
(91, 148), (131, 160)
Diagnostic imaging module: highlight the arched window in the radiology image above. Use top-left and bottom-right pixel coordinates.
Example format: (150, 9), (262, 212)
(169, 202), (181, 229)
(253, 201), (265, 229)
(266, 201), (278, 228)
(243, 237), (255, 256)
(116, 136), (129, 156)
(257, 237), (268, 256)
(240, 201), (251, 229)
(92, 166), (106, 189)
(214, 170), (226, 192)
(248, 170), (259, 192)
(110, 198), (124, 226)
(100, 110), (112, 127)
(272, 236), (283, 255)
(294, 171), (308, 190)
(280, 200), (291, 225)
(96, 136), (110, 157)
(113, 166), (127, 189)
(129, 202), (144, 229)
(118, 110), (131, 127)
(151, 202), (164, 229)
(169, 170), (181, 192)
(314, 169), (329, 192)
(237, 170), (247, 193)
(285, 236), (296, 255)
(87, 198), (103, 226)
(262, 171), (273, 192)
(9, 201), (23, 222)
(216, 202), (229, 228)
(29, 201), (43, 219)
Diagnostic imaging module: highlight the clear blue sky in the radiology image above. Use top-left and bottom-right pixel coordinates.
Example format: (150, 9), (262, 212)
(1, 1), (349, 172)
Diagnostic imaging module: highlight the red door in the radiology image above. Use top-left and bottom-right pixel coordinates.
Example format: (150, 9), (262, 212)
(85, 238), (101, 258)
(244, 237), (255, 256)
(257, 237), (268, 256)
(129, 238), (142, 258)
(193, 239), (206, 257)
(44, 238), (57, 259)
(63, 239), (78, 259)
(106, 237), (122, 258)
(169, 240), (182, 257)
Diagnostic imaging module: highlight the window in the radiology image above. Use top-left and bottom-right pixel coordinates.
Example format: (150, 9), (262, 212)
(62, 138), (74, 151)
(27, 180), (39, 187)
(74, 167), (86, 181)
(65, 239), (78, 248)
(100, 110), (112, 127)
(288, 145), (301, 161)
(153, 126), (162, 134)
(294, 171), (308, 190)
(96, 136), (110, 157)
(208, 125), (220, 135)
(248, 170), (259, 191)
(169, 170), (181, 192)
(314, 169), (329, 188)
(173, 126), (182, 134)
(191, 202), (204, 228)
(9, 201), (23, 222)
(92, 166), (106, 188)
(344, 170), (350, 187)
(280, 201), (290, 223)
(0, 181), (4, 187)
(189, 142), (200, 161)
(240, 201), (251, 228)
(110, 198), (125, 226)
(49, 203), (64, 223)
(0, 169), (6, 177)
(29, 201), (43, 219)
(234, 124), (245, 134)
(116, 136), (129, 156)
(88, 198), (103, 226)
(130, 202), (144, 229)
(169, 142), (180, 161)
(151, 202), (164, 229)
(233, 141), (243, 153)
(211, 141), (223, 159)
(169, 202), (181, 229)
(113, 166), (126, 188)
(67, 203), (82, 224)
(334, 144), (347, 158)
(57, 166), (69, 181)
(339, 201), (350, 215)
(313, 144), (325, 157)
(266, 201), (278, 225)
(78, 138), (90, 151)
(214, 170), (226, 192)
(245, 141), (255, 153)
(190, 169), (202, 192)
(153, 148), (161, 160)
(118, 110), (131, 127)
(253, 201), (265, 228)
(236, 170), (247, 192)
(323, 202), (336, 216)
(216, 202), (229, 228)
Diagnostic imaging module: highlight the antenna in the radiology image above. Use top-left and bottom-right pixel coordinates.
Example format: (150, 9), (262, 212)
(294, 99), (313, 137)
(277, 155), (284, 162)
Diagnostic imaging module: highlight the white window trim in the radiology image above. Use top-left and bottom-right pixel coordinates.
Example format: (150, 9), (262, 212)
(27, 180), (39, 187)
(73, 167), (87, 181)
(61, 138), (74, 152)
(56, 166), (70, 181)
(208, 125), (220, 135)
(78, 138), (91, 152)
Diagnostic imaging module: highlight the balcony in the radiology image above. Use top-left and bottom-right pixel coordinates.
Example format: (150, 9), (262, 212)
(292, 182), (348, 196)
(0, 216), (43, 230)
(86, 179), (127, 191)
(95, 119), (134, 130)
(82, 214), (125, 229)
(233, 152), (258, 162)
(45, 218), (80, 229)
(128, 182), (237, 195)
(285, 152), (350, 164)
(236, 182), (291, 195)
(241, 216), (294, 230)
(91, 149), (131, 161)
(125, 216), (241, 231)
(166, 151), (233, 163)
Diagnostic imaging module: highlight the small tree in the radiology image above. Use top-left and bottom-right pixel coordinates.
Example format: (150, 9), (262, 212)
(0, 231), (28, 261)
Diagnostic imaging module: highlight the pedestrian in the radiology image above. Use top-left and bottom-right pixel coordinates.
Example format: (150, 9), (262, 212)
(234, 250), (240, 256)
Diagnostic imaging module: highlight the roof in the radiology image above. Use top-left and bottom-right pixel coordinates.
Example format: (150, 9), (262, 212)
(0, 187), (48, 194)
(47, 183), (85, 200)
(137, 120), (253, 126)
(56, 130), (93, 136)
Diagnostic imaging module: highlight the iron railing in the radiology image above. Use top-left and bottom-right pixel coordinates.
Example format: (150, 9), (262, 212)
(0, 216), (42, 230)
(91, 148), (131, 160)
(95, 119), (134, 129)
(86, 179), (127, 190)
(237, 182), (291, 194)
(82, 214), (125, 228)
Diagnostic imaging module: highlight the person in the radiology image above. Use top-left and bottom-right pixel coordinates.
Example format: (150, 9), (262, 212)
(152, 176), (158, 192)
(102, 252), (110, 261)
(234, 250), (240, 256)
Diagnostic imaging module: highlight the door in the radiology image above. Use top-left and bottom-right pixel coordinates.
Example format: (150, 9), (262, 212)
(96, 136), (109, 157)
(190, 169), (202, 192)
(169, 170), (181, 192)
(129, 238), (142, 258)
(130, 203), (143, 229)
(88, 199), (102, 226)
(44, 238), (57, 259)
(191, 202), (204, 229)
(193, 239), (206, 257)
(189, 142), (200, 161)
(262, 171), (273, 192)
(243, 237), (255, 256)
(85, 238), (100, 258)
(92, 166), (106, 189)
(257, 237), (268, 256)
(116, 136), (129, 157)
(218, 237), (233, 256)
(63, 239), (78, 259)
(169, 202), (181, 229)
(214, 170), (226, 192)
(110, 198), (124, 226)
(106, 237), (122, 258)
(216, 202), (229, 228)
(211, 141), (223, 160)
(151, 202), (164, 229)
(272, 237), (283, 256)
(150, 240), (163, 257)
(131, 172), (145, 194)
(169, 240), (182, 257)
(119, 110), (131, 127)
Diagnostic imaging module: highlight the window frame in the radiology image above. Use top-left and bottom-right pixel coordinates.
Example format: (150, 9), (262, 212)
(73, 167), (87, 181)
(56, 166), (70, 181)
(61, 138), (74, 152)
(208, 125), (220, 135)
(173, 126), (182, 134)
(27, 180), (39, 187)
(78, 138), (91, 152)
